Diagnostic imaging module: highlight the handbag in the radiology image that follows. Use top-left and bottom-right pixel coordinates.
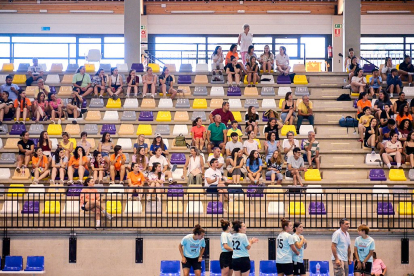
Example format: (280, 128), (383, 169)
(175, 134), (186, 147)
(75, 74), (85, 87)
(190, 168), (201, 176)
(339, 116), (358, 133)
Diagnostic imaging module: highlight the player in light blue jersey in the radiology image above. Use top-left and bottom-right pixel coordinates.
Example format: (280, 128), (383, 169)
(179, 224), (206, 276)
(219, 219), (233, 276)
(292, 221), (307, 276)
(231, 220), (259, 276)
(276, 218), (299, 276)
(354, 224), (375, 276)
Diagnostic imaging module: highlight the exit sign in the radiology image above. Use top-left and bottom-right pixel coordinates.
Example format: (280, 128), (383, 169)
(334, 24), (342, 28)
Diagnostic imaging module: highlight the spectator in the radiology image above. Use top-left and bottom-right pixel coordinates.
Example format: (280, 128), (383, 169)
(245, 45), (257, 66)
(225, 56), (241, 87)
(304, 131), (321, 170)
(59, 132), (73, 159)
(50, 148), (68, 186)
(66, 91), (82, 124)
(246, 150), (263, 185)
(281, 92), (296, 125)
(1, 75), (19, 101)
(14, 89), (31, 124)
(373, 91), (391, 119)
(260, 45), (274, 74)
(225, 44), (239, 65)
(26, 58), (44, 86)
(283, 131), (300, 160)
(395, 103), (412, 125)
(387, 68), (402, 98)
(72, 66), (93, 97)
(31, 147), (50, 184)
(131, 146), (148, 173)
(148, 147), (173, 184)
(98, 132), (113, 162)
(109, 145), (126, 185)
(264, 109), (278, 121)
(358, 107), (374, 142)
(204, 158), (231, 203)
(264, 117), (283, 141)
(237, 24), (253, 64)
(36, 78), (50, 94)
(227, 148), (245, 185)
(346, 56), (361, 87)
(17, 131), (34, 173)
(398, 55), (414, 85)
(0, 91), (14, 125)
(147, 162), (165, 201)
(159, 66), (177, 99)
(134, 134), (149, 155)
(382, 131), (402, 169)
(393, 92), (407, 114)
(264, 132), (280, 163)
(211, 46), (225, 72)
(37, 131), (52, 158)
(287, 147), (307, 187)
(32, 92), (48, 123)
(92, 69), (107, 98)
(243, 130), (259, 156)
(209, 101), (235, 125)
(91, 150), (108, 184)
(351, 68), (367, 94)
(142, 67), (157, 98)
(245, 106), (259, 135)
(208, 147), (225, 173)
(225, 132), (243, 166)
(380, 118), (399, 145)
(150, 134), (169, 157)
(106, 67), (123, 100)
(380, 104), (393, 127)
(79, 132), (92, 156)
(297, 95), (314, 133)
(371, 252), (387, 276)
(191, 117), (207, 151)
(182, 147), (205, 185)
(127, 162), (145, 201)
(48, 93), (63, 124)
(276, 46), (291, 75)
(226, 120), (243, 142)
(398, 119), (412, 142)
(404, 131), (414, 169)
(207, 114), (227, 154)
(381, 57), (395, 81)
(126, 69), (139, 97)
(344, 47), (357, 71)
(266, 150), (283, 185)
(245, 56), (259, 87)
(369, 69), (382, 98)
(68, 146), (89, 185)
(364, 118), (379, 153)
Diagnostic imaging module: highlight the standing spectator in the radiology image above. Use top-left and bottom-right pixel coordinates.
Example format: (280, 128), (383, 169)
(373, 91), (391, 119)
(264, 132), (279, 163)
(354, 224), (375, 276)
(134, 134), (149, 155)
(382, 131), (402, 169)
(59, 132), (73, 159)
(297, 95), (314, 133)
(351, 68), (367, 94)
(106, 67), (123, 100)
(1, 76), (19, 101)
(126, 69), (139, 97)
(331, 218), (351, 276)
(142, 67), (157, 98)
(208, 147), (225, 174)
(398, 55), (414, 85)
(127, 162), (145, 201)
(32, 92), (48, 123)
(225, 56), (241, 87)
(148, 147), (173, 184)
(287, 147), (307, 187)
(0, 91), (14, 125)
(245, 106), (259, 135)
(237, 24), (253, 64)
(147, 162), (165, 201)
(191, 117), (207, 151)
(369, 69), (382, 98)
(159, 66), (177, 99)
(204, 158), (231, 203)
(245, 56), (259, 87)
(31, 148), (50, 184)
(26, 58), (44, 86)
(207, 115), (227, 153)
(346, 57), (361, 87)
(48, 93), (63, 124)
(380, 104), (393, 127)
(182, 147), (204, 185)
(50, 148), (68, 186)
(66, 91), (82, 124)
(276, 46), (291, 75)
(72, 66), (93, 97)
(67, 146), (90, 185)
(264, 117), (283, 141)
(358, 107), (374, 142)
(227, 120), (243, 142)
(225, 132), (243, 165)
(98, 132), (113, 162)
(227, 148), (245, 185)
(303, 131), (320, 170)
(371, 252), (387, 276)
(79, 132), (92, 156)
(210, 101), (235, 125)
(14, 90), (31, 124)
(246, 150), (263, 185)
(404, 131), (414, 169)
(387, 68), (403, 98)
(395, 103), (412, 125)
(266, 150), (283, 185)
(283, 131), (300, 160)
(393, 92), (407, 114)
(281, 92), (296, 125)
(17, 131), (34, 173)
(211, 46), (225, 72)
(244, 45), (257, 66)
(259, 45), (274, 74)
(91, 150), (108, 184)
(109, 145), (126, 184)
(243, 131), (259, 156)
(92, 68), (107, 98)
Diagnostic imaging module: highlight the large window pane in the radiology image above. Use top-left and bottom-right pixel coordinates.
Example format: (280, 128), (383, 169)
(0, 44), (10, 58)
(300, 37), (325, 58)
(361, 37), (403, 44)
(104, 44), (124, 58)
(12, 36), (75, 43)
(275, 38), (297, 57)
(79, 38), (101, 57)
(14, 44), (69, 58)
(104, 37), (124, 43)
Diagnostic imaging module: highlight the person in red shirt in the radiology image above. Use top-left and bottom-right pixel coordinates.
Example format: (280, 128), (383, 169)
(209, 101), (235, 125)
(14, 90), (31, 124)
(191, 117), (207, 151)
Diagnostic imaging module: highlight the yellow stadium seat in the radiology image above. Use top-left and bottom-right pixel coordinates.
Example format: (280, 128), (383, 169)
(232, 111), (242, 122)
(167, 201), (183, 214)
(293, 64), (306, 73)
(244, 87), (259, 96)
(24, 86), (37, 97)
(396, 64), (400, 70)
(306, 61), (321, 72)
(193, 99), (208, 109)
(12, 168), (30, 180)
(85, 111), (102, 121)
(156, 111), (172, 122)
(194, 75), (208, 84)
(243, 75), (258, 85)
(253, 139), (262, 150)
(281, 125), (297, 136)
(65, 124), (80, 136)
(229, 201), (244, 214)
(365, 74), (372, 83)
(69, 138), (77, 149)
(87, 138), (96, 150)
(106, 201), (122, 215)
(42, 201), (61, 214)
(136, 124), (152, 135)
(61, 74), (74, 84)
(289, 202), (305, 215)
(398, 202), (413, 215)
(164, 64), (176, 73)
(304, 169), (322, 181)
(85, 63), (95, 73)
(106, 98), (121, 108)
(293, 75), (308, 85)
(141, 99), (156, 108)
(119, 124), (135, 135)
(210, 99), (223, 109)
(351, 92), (360, 97)
(389, 169), (406, 181)
(2, 63), (14, 72)
(4, 138), (20, 149)
(12, 75), (26, 85)
(47, 124), (62, 136)
(7, 184), (25, 197)
(148, 63), (160, 73)
(58, 86), (73, 96)
(50, 63), (63, 73)
(174, 111), (189, 122)
(279, 99), (284, 109)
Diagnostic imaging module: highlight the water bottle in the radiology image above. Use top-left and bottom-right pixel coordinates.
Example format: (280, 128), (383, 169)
(316, 262), (321, 274)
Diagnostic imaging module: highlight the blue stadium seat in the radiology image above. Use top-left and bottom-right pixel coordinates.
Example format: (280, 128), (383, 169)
(309, 261), (329, 276)
(190, 260), (205, 276)
(25, 256), (45, 271)
(348, 261), (354, 276)
(250, 260), (255, 276)
(3, 256), (23, 271)
(160, 260), (180, 276)
(259, 260), (277, 276)
(209, 260), (221, 276)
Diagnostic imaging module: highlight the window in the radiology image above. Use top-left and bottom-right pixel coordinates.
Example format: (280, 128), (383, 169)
(275, 38), (298, 58)
(300, 37), (326, 59)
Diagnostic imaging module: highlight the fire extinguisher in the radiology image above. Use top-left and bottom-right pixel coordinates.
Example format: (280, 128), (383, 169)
(328, 45), (333, 59)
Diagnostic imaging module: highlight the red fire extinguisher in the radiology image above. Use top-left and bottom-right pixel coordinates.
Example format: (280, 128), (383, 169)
(328, 45), (333, 59)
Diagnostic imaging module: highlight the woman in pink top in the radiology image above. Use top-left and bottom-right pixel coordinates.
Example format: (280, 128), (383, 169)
(370, 252), (387, 276)
(48, 93), (63, 124)
(33, 92), (48, 123)
(190, 117), (206, 151)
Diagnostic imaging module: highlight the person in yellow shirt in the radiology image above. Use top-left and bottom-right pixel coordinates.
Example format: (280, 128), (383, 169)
(226, 120), (243, 142)
(358, 107), (374, 142)
(127, 162), (146, 201)
(297, 95), (314, 134)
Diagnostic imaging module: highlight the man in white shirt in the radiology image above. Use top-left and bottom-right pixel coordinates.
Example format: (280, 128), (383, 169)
(207, 147), (224, 173)
(225, 132), (243, 165)
(204, 158), (232, 202)
(331, 218), (351, 276)
(26, 58), (44, 86)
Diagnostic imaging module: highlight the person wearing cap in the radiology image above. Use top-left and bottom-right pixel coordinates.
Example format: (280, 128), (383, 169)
(207, 114), (227, 154)
(209, 101), (235, 125)
(150, 134), (169, 157)
(226, 120), (243, 142)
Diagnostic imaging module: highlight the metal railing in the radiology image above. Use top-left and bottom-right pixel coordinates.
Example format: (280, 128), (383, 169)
(359, 43), (414, 68)
(2, 186), (413, 231)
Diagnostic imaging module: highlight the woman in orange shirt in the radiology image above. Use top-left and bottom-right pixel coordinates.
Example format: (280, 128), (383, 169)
(14, 90), (31, 124)
(127, 162), (146, 201)
(191, 117), (206, 151)
(109, 145), (126, 185)
(395, 103), (413, 125)
(31, 147), (50, 184)
(68, 146), (89, 185)
(225, 44), (246, 74)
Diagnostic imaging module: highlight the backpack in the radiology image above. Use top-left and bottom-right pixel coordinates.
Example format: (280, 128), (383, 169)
(337, 94), (351, 101)
(339, 116), (358, 133)
(175, 134), (186, 147)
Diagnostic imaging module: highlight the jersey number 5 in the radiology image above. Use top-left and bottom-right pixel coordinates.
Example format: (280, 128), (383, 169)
(277, 239), (283, 249)
(232, 240), (241, 250)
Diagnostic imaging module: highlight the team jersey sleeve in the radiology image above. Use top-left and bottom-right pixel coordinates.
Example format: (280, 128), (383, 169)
(242, 235), (250, 248)
(181, 236), (187, 246)
(369, 239), (375, 251)
(201, 239), (206, 248)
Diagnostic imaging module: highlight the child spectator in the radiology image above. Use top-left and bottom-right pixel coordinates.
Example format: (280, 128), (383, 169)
(382, 131), (402, 169)
(106, 67), (123, 100)
(142, 67), (157, 98)
(395, 103), (412, 125)
(0, 91), (14, 125)
(33, 92), (48, 123)
(281, 92), (296, 125)
(126, 69), (139, 97)
(287, 147), (307, 187)
(109, 145), (126, 184)
(387, 68), (402, 98)
(226, 120), (243, 142)
(59, 132), (73, 159)
(260, 45), (274, 74)
(358, 107), (374, 142)
(68, 146), (89, 185)
(226, 148), (245, 185)
(369, 69), (382, 98)
(191, 117), (207, 151)
(351, 68), (367, 94)
(127, 162), (146, 201)
(92, 68), (107, 98)
(245, 106), (259, 136)
(91, 150), (108, 184)
(72, 66), (93, 97)
(17, 131), (34, 173)
(14, 90), (31, 124)
(31, 147), (50, 184)
(266, 150), (283, 185)
(225, 56), (241, 87)
(245, 56), (259, 87)
(246, 150), (263, 185)
(134, 134), (149, 155)
(147, 162), (165, 201)
(50, 148), (68, 186)
(48, 93), (63, 124)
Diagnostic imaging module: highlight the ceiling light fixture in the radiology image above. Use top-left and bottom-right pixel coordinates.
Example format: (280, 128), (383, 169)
(170, 10), (215, 14)
(366, 10), (410, 14)
(0, 10), (18, 13)
(267, 10), (311, 14)
(69, 10), (114, 14)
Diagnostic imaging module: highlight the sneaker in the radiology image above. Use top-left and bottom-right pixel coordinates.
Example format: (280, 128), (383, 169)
(14, 121), (18, 124)
(151, 94), (155, 98)
(20, 122), (24, 125)
(58, 119), (61, 125)
(119, 181), (124, 185)
(99, 95), (103, 99)
(344, 84), (351, 89)
(72, 120), (77, 124)
(390, 93), (394, 98)
(171, 164), (177, 172)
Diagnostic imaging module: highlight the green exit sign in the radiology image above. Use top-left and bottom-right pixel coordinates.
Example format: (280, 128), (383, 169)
(335, 24), (342, 28)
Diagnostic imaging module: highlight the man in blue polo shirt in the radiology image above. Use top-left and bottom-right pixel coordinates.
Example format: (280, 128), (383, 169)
(207, 114), (227, 154)
(331, 218), (351, 276)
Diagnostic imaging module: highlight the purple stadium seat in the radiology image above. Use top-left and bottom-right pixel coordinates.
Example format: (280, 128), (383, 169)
(262, 112), (269, 122)
(177, 75), (192, 84)
(170, 153), (186, 165)
(265, 175), (271, 181)
(67, 185), (82, 197)
(309, 202), (326, 215)
(377, 202), (394, 215)
(301, 139), (305, 150)
(101, 124), (116, 135)
(353, 99), (358, 108)
(131, 63), (144, 72)
(227, 86), (242, 96)
(207, 201), (223, 214)
(369, 169), (387, 181)
(10, 124), (26, 135)
(30, 139), (39, 146)
(21, 201), (40, 214)
(139, 111), (154, 121)
(247, 185), (264, 197)
(363, 64), (376, 73)
(167, 184), (184, 197)
(82, 99), (87, 109)
(50, 86), (57, 94)
(277, 75), (291, 84)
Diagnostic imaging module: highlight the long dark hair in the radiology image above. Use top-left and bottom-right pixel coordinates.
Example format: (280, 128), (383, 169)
(160, 66), (168, 79)
(110, 67), (118, 75)
(399, 119), (413, 131)
(293, 221), (302, 233)
(192, 117), (201, 127)
(349, 56), (359, 70)
(93, 150), (101, 168)
(248, 150), (259, 167)
(279, 46), (287, 55)
(398, 103), (410, 117)
(247, 45), (254, 55)
(38, 131), (49, 148)
(113, 145), (122, 156)
(17, 90), (27, 108)
(231, 147), (240, 160)
(73, 146), (86, 159)
(247, 106), (256, 121)
(384, 57), (391, 66)
(36, 92), (46, 103)
(407, 131), (414, 142)
(212, 46), (221, 56)
(229, 44), (237, 52)
(54, 148), (64, 164)
(232, 220), (243, 233)
(378, 91), (390, 103)
(95, 68), (104, 76)
(152, 136), (165, 151)
(354, 68), (363, 77)
(285, 91), (292, 101)
(101, 132), (111, 143)
(267, 118), (277, 129)
(150, 162), (162, 180)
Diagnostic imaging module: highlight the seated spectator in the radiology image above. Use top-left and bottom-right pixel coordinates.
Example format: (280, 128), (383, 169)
(67, 91), (83, 124)
(259, 45), (274, 74)
(380, 118), (399, 145)
(395, 103), (412, 125)
(238, 24), (253, 63)
(393, 92), (407, 114)
(398, 55), (414, 85)
(106, 67), (123, 100)
(48, 93), (63, 124)
(98, 132), (113, 161)
(191, 117), (207, 151)
(0, 91), (14, 125)
(131, 146), (148, 173)
(1, 75), (19, 101)
(209, 101), (235, 125)
(275, 46), (291, 75)
(142, 67), (157, 98)
(351, 68), (367, 94)
(245, 45), (257, 65)
(404, 131), (414, 169)
(36, 78), (50, 94)
(281, 92), (296, 125)
(227, 120), (243, 142)
(369, 69), (382, 97)
(245, 106), (259, 136)
(225, 44), (242, 69)
(207, 114), (227, 154)
(150, 134), (169, 157)
(346, 56), (361, 87)
(381, 56), (395, 81)
(159, 66), (177, 99)
(303, 131), (320, 170)
(246, 56), (259, 87)
(264, 132), (280, 163)
(50, 148), (68, 186)
(264, 109), (278, 121)
(344, 48), (358, 72)
(358, 107), (374, 142)
(59, 132), (74, 159)
(204, 158), (231, 203)
(211, 46), (225, 72)
(227, 148), (245, 185)
(127, 162), (145, 201)
(297, 95), (314, 132)
(91, 150), (108, 184)
(126, 69), (139, 97)
(72, 66), (93, 97)
(225, 56), (241, 87)
(287, 147), (307, 187)
(387, 68), (402, 98)
(264, 117), (283, 141)
(182, 147), (204, 185)
(148, 147), (173, 184)
(31, 147), (50, 184)
(373, 91), (391, 119)
(371, 252), (387, 276)
(14, 90), (31, 124)
(208, 147), (225, 174)
(225, 132), (243, 166)
(92, 69), (108, 98)
(246, 150), (263, 185)
(380, 104), (394, 127)
(283, 131), (299, 160)
(109, 145), (126, 185)
(398, 119), (412, 142)
(76, 132), (90, 157)
(243, 131), (259, 156)
(68, 146), (90, 185)
(134, 134), (149, 155)
(266, 150), (283, 185)
(382, 131), (403, 169)
(37, 131), (52, 158)
(147, 162), (164, 201)
(26, 58), (44, 86)
(17, 131), (34, 173)
(32, 92), (48, 123)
